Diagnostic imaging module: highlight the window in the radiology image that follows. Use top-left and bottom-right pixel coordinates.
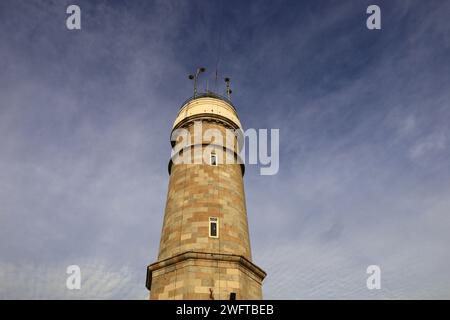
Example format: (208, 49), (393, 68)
(210, 153), (217, 166)
(209, 217), (219, 238)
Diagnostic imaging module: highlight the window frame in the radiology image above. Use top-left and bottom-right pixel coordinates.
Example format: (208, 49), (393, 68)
(209, 217), (219, 238)
(210, 152), (218, 166)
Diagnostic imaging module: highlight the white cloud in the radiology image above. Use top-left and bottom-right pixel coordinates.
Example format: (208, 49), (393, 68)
(1, 0), (450, 300)
(0, 260), (147, 299)
(409, 132), (447, 160)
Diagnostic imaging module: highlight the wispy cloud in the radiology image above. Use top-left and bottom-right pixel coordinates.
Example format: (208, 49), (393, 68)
(0, 260), (147, 299)
(1, 0), (449, 299)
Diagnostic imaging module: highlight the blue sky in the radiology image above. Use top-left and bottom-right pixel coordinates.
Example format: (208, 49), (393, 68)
(0, 0), (449, 299)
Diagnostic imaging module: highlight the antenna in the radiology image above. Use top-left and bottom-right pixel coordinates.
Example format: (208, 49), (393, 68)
(214, 0), (224, 93)
(214, 70), (218, 93)
(188, 67), (206, 98)
(224, 77), (232, 100)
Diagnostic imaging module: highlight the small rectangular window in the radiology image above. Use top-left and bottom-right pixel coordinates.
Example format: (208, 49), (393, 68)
(209, 217), (219, 238)
(210, 153), (217, 166)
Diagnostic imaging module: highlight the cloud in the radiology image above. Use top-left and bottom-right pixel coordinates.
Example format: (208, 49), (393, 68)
(1, 0), (450, 299)
(409, 132), (447, 160)
(255, 191), (450, 299)
(0, 260), (147, 299)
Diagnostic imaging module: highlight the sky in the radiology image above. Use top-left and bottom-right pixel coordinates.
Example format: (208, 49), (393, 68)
(0, 0), (449, 299)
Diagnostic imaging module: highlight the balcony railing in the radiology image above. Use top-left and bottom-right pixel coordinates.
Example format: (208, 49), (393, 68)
(179, 91), (237, 112)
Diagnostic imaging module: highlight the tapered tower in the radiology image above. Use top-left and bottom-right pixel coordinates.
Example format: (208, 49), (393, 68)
(146, 78), (266, 300)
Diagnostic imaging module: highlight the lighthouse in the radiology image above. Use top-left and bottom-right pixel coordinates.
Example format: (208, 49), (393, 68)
(146, 71), (266, 299)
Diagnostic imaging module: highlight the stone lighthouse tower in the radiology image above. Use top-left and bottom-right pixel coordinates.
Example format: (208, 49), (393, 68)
(146, 74), (266, 300)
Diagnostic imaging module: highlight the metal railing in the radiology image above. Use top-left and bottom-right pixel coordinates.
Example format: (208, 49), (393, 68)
(179, 91), (237, 112)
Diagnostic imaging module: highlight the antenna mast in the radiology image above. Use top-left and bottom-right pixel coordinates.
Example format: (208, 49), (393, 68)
(214, 0), (224, 93)
(224, 77), (232, 101)
(188, 67), (206, 98)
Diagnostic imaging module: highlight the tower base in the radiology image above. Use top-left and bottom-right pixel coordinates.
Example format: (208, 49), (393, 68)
(146, 251), (266, 300)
